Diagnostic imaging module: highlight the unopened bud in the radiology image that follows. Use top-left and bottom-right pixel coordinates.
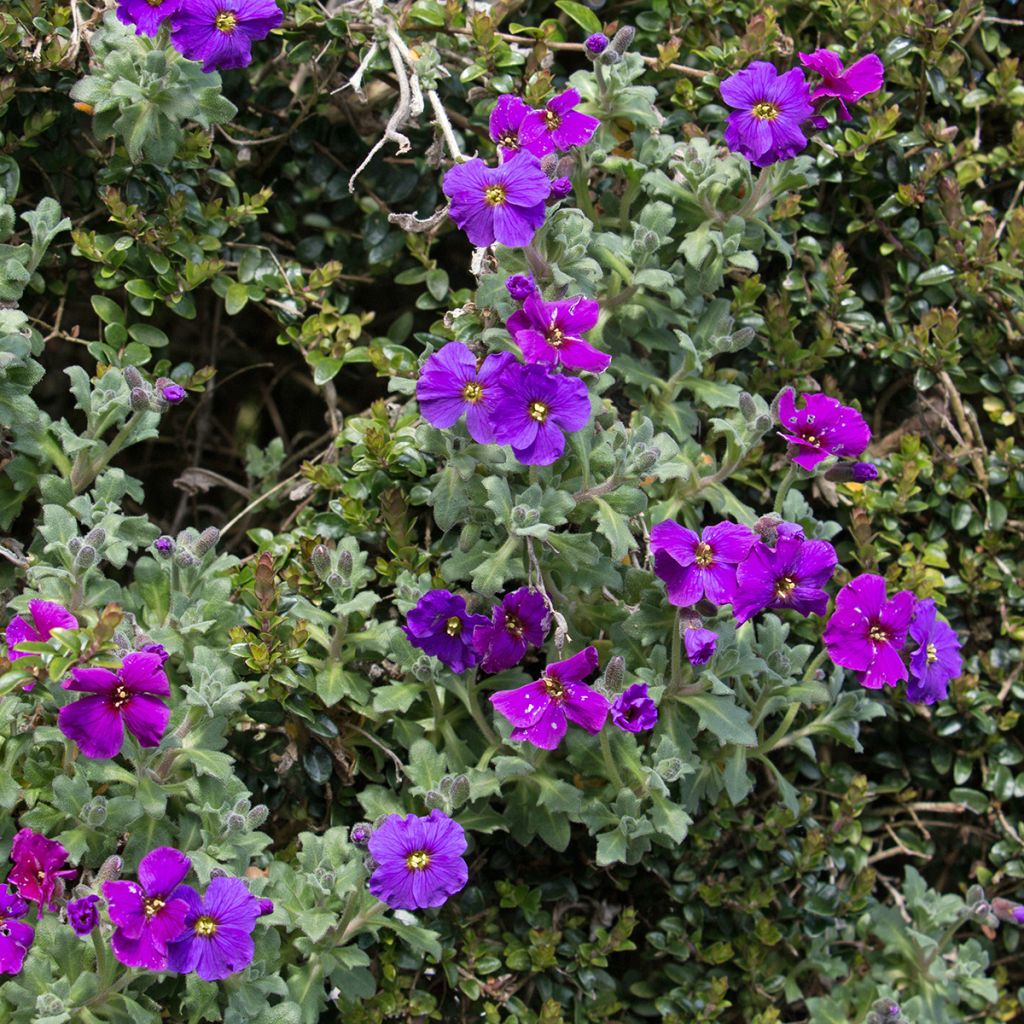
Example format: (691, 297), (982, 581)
(555, 156), (575, 178)
(337, 549), (353, 578)
(549, 176), (572, 200)
(632, 447), (659, 473)
(247, 804), (269, 828)
(194, 526), (220, 555)
(210, 866), (228, 879)
(441, 774), (470, 808)
(123, 366), (144, 389)
(552, 611), (569, 652)
(313, 867), (335, 890)
(173, 549), (200, 569)
(656, 757), (685, 782)
(97, 855), (123, 882)
(753, 413), (773, 434)
(585, 32), (609, 56)
(84, 527), (106, 548)
(154, 536), (174, 557)
(738, 391), (757, 421)
(423, 789), (446, 810)
(80, 796), (108, 828)
(349, 822), (373, 847)
(130, 387), (152, 412)
(68, 536), (83, 556)
(540, 153), (558, 176)
(325, 572), (343, 590)
(609, 25), (635, 56)
(603, 655), (625, 691)
(311, 544), (332, 580)
(36, 994), (64, 1016)
(825, 461), (879, 483)
(73, 545), (97, 572)
(225, 813), (246, 833)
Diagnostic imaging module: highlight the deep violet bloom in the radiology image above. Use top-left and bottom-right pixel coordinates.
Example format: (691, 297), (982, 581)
(905, 598), (962, 705)
(162, 384), (187, 405)
(8, 829), (75, 918)
(521, 89), (600, 156)
(0, 886), (33, 975)
(58, 652), (171, 760)
(549, 176), (573, 201)
(471, 587), (550, 673)
(610, 683), (658, 733)
(732, 535), (838, 625)
(103, 847), (191, 970)
(799, 50), (884, 121)
(367, 809), (468, 911)
(684, 627), (717, 666)
(507, 292), (609, 373)
(488, 95), (546, 160)
(777, 389), (871, 471)
(154, 536), (174, 554)
(650, 520), (756, 607)
(116, 0), (183, 37)
(170, 0), (283, 74)
(402, 589), (488, 673)
(585, 33), (610, 55)
(720, 62), (814, 167)
(167, 877), (266, 981)
(505, 273), (535, 302)
(140, 642), (170, 665)
(443, 152), (551, 248)
(823, 574), (914, 689)
(826, 461), (879, 483)
(416, 343), (515, 444)
(5, 599), (78, 661)
(67, 895), (101, 937)
(489, 646), (609, 750)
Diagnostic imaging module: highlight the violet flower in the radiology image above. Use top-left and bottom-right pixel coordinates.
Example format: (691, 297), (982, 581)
(489, 646), (609, 750)
(5, 598), (78, 661)
(799, 50), (884, 121)
(506, 293), (609, 373)
(585, 33), (610, 55)
(488, 95), (546, 160)
(610, 683), (658, 733)
(162, 384), (187, 405)
(367, 809), (468, 910)
(402, 589), (488, 673)
(0, 886), (33, 976)
(733, 535), (838, 625)
(684, 627), (717, 666)
(170, 0), (283, 74)
(650, 520), (756, 607)
(906, 598), (962, 705)
(8, 829), (75, 918)
(549, 176), (573, 201)
(522, 89), (600, 155)
(505, 273), (535, 302)
(823, 574), (915, 689)
(67, 895), (101, 937)
(777, 389), (871, 471)
(472, 587), (550, 674)
(116, 0), (182, 36)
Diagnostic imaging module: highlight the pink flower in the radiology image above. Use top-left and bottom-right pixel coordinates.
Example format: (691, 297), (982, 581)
(8, 829), (75, 918)
(798, 50), (884, 121)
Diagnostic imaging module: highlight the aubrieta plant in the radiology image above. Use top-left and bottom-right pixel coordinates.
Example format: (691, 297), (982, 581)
(3, 1), (1024, 1022)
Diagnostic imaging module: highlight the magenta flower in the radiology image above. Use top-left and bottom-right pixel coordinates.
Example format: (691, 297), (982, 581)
(442, 152), (551, 248)
(0, 886), (34, 975)
(367, 810), (468, 911)
(506, 293), (609, 373)
(488, 95), (546, 160)
(416, 343), (515, 444)
(489, 646), (609, 750)
(402, 590), (488, 674)
(505, 273), (535, 302)
(799, 50), (884, 121)
(103, 847), (191, 970)
(720, 62), (814, 167)
(684, 627), (717, 666)
(162, 384), (187, 405)
(472, 588), (550, 674)
(522, 89), (600, 155)
(610, 683), (658, 733)
(116, 0), (182, 36)
(823, 574), (914, 689)
(8, 829), (75, 918)
(491, 363), (592, 466)
(585, 33), (610, 55)
(58, 652), (171, 760)
(170, 0), (283, 74)
(549, 176), (573, 201)
(777, 389), (871, 471)
(5, 599), (78, 661)
(67, 895), (101, 937)
(906, 599), (962, 705)
(733, 535), (838, 625)
(650, 520), (756, 607)
(167, 877), (267, 981)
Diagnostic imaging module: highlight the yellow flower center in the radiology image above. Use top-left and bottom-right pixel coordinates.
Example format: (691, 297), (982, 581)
(194, 915), (218, 938)
(505, 614), (523, 639)
(483, 184), (507, 206)
(445, 616), (462, 637)
(112, 685), (131, 709)
(542, 676), (565, 702)
(528, 400), (549, 423)
(406, 850), (431, 871)
(215, 10), (238, 33)
(498, 131), (519, 150)
(694, 542), (714, 568)
(544, 109), (561, 131)
(144, 897), (165, 920)
(752, 101), (780, 121)
(926, 642), (937, 664)
(146, 0), (165, 5)
(869, 625), (889, 645)
(546, 327), (565, 348)
(461, 381), (483, 403)
(774, 576), (796, 599)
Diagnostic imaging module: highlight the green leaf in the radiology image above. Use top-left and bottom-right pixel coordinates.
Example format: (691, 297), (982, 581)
(225, 281), (249, 315)
(593, 497), (637, 560)
(555, 1), (603, 35)
(684, 694), (758, 747)
(91, 295), (124, 326)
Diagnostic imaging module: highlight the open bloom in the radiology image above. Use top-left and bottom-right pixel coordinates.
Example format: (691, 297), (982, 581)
(522, 89), (600, 155)
(610, 683), (658, 733)
(103, 847), (192, 970)
(777, 389), (871, 471)
(367, 810), (468, 911)
(0, 887), (34, 975)
(67, 895), (101, 937)
(491, 363), (592, 466)
(5, 599), (78, 661)
(799, 50), (884, 121)
(906, 598), (962, 705)
(720, 62), (814, 167)
(402, 590), (488, 674)
(8, 829), (75, 918)
(490, 646), (609, 750)
(684, 627), (717, 666)
(651, 520), (756, 607)
(416, 343), (515, 444)
(472, 588), (550, 674)
(116, 0), (182, 36)
(823, 574), (914, 689)
(506, 293), (609, 373)
(489, 95), (546, 160)
(443, 152), (551, 248)
(167, 877), (268, 981)
(58, 652), (171, 760)
(170, 0), (283, 74)
(733, 535), (838, 624)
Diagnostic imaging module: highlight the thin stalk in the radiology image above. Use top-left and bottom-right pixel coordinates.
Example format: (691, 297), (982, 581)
(600, 728), (626, 792)
(773, 465), (799, 516)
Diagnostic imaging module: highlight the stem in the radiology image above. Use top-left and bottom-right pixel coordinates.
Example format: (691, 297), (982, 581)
(572, 166), (600, 225)
(758, 701), (800, 754)
(773, 465), (799, 516)
(802, 647), (829, 683)
(463, 675), (501, 748)
(594, 59), (608, 101)
(670, 609), (682, 688)
(71, 411), (146, 494)
(524, 242), (551, 285)
(599, 728), (626, 792)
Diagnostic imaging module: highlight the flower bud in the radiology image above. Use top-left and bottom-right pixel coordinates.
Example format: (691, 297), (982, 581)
(311, 544), (332, 580)
(349, 822), (373, 847)
(247, 804), (270, 829)
(154, 536), (174, 557)
(325, 572), (344, 591)
(130, 386), (153, 412)
(423, 789), (446, 810)
(337, 549), (353, 578)
(68, 536), (82, 556)
(555, 156), (576, 179)
(194, 526), (220, 556)
(96, 855), (123, 882)
(505, 274), (535, 302)
(441, 774), (470, 808)
(603, 655), (625, 692)
(36, 994), (64, 1017)
(632, 447), (660, 473)
(585, 32), (609, 56)
(656, 757), (685, 782)
(825, 461), (879, 483)
(83, 527), (106, 548)
(73, 545), (97, 572)
(123, 366), (145, 389)
(540, 153), (558, 176)
(173, 549), (200, 569)
(162, 383), (187, 405)
(753, 413), (773, 434)
(80, 796), (108, 828)
(225, 812), (246, 833)
(257, 898), (274, 917)
(609, 25), (635, 56)
(549, 177), (573, 200)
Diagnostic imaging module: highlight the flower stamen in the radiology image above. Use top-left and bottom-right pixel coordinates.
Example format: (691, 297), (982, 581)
(752, 101), (780, 120)
(483, 184), (507, 206)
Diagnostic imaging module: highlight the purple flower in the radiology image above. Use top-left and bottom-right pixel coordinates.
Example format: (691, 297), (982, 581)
(402, 590), (488, 673)
(798, 50), (884, 121)
(610, 683), (658, 733)
(733, 535), (838, 625)
(103, 847), (191, 970)
(488, 95), (547, 160)
(67, 895), (101, 937)
(442, 152), (551, 248)
(906, 598), (962, 705)
(367, 810), (468, 911)
(170, 0), (283, 74)
(5, 599), (78, 661)
(823, 574), (915, 689)
(505, 273), (535, 302)
(0, 886), (33, 976)
(506, 293), (608, 373)
(684, 627), (717, 666)
(585, 33), (610, 55)
(116, 0), (182, 36)
(166, 877), (265, 981)
(826, 461), (879, 483)
(471, 588), (550, 673)
(720, 62), (814, 167)
(350, 824), (371, 846)
(8, 829), (75, 918)
(521, 89), (600, 156)
(489, 646), (609, 750)
(154, 536), (174, 554)
(162, 384), (187, 405)
(416, 343), (515, 444)
(58, 652), (171, 760)
(1015, 907), (1024, 925)
(777, 389), (871, 471)
(549, 176), (573, 200)
(490, 363), (592, 465)
(650, 520), (756, 607)
(140, 642), (170, 664)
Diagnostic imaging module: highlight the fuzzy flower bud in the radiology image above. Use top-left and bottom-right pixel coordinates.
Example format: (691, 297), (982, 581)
(83, 527), (106, 548)
(549, 176), (573, 200)
(349, 823), (372, 847)
(173, 548), (200, 569)
(325, 572), (344, 590)
(123, 366), (145, 389)
(96, 855), (123, 882)
(609, 25), (635, 55)
(154, 536), (174, 556)
(73, 545), (97, 572)
(194, 526), (220, 556)
(632, 447), (660, 473)
(738, 391), (757, 422)
(311, 544), (332, 580)
(656, 757), (685, 782)
(423, 789), (446, 810)
(337, 549), (353, 578)
(825, 461), (879, 483)
(603, 655), (625, 692)
(129, 387), (152, 412)
(247, 804), (270, 829)
(80, 796), (108, 828)
(68, 536), (82, 556)
(539, 153), (559, 176)
(224, 813), (246, 833)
